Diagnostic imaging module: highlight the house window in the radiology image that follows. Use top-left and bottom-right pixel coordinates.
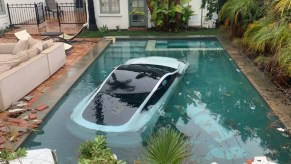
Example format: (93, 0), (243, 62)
(0, 0), (5, 15)
(100, 0), (120, 14)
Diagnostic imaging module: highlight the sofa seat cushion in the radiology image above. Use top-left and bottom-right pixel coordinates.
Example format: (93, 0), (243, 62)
(28, 37), (43, 54)
(12, 40), (28, 55)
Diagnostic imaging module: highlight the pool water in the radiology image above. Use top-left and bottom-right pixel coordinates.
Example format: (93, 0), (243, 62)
(22, 39), (291, 164)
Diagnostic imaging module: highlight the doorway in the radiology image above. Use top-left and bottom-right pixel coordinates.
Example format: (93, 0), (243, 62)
(129, 0), (147, 27)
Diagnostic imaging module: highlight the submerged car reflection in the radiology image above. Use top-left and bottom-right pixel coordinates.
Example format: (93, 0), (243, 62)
(70, 56), (189, 132)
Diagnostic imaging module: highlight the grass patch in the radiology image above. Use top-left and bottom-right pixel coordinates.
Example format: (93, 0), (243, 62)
(79, 28), (218, 38)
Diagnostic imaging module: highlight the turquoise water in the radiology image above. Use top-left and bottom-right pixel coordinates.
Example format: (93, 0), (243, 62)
(22, 39), (291, 164)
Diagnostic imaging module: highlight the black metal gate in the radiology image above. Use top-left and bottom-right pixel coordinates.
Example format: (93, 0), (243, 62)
(7, 2), (45, 27)
(56, 2), (87, 26)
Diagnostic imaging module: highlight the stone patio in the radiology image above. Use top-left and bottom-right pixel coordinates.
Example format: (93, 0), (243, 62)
(0, 17), (107, 150)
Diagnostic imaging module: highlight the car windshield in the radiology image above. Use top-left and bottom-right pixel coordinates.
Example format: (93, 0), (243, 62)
(100, 64), (176, 94)
(82, 64), (176, 126)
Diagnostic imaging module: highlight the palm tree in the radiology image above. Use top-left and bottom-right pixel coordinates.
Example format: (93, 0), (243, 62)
(243, 0), (291, 82)
(273, 0), (291, 17)
(86, 0), (97, 29)
(218, 0), (261, 37)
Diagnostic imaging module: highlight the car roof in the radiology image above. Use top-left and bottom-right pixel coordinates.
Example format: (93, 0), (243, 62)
(125, 56), (181, 69)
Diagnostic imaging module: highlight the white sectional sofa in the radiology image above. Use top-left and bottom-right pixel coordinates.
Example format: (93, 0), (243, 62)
(0, 39), (66, 111)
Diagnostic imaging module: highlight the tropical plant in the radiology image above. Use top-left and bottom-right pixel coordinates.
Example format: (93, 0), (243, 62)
(116, 25), (121, 32)
(273, 0), (291, 17)
(0, 147), (27, 163)
(278, 38), (291, 76)
(242, 0), (291, 80)
(98, 25), (109, 37)
(218, 0), (262, 37)
(143, 127), (191, 164)
(201, 0), (227, 20)
(146, 0), (194, 31)
(78, 135), (126, 164)
(243, 17), (289, 54)
(99, 25), (109, 33)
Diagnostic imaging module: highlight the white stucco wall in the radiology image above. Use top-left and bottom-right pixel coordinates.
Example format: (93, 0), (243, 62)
(188, 0), (215, 28)
(0, 14), (9, 29)
(188, 0), (202, 27)
(94, 0), (129, 30)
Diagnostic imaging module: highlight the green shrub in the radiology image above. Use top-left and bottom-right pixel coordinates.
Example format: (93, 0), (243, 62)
(0, 147), (27, 163)
(78, 135), (126, 164)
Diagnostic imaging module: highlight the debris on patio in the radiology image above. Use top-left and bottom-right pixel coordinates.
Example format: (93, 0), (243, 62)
(0, 94), (49, 150)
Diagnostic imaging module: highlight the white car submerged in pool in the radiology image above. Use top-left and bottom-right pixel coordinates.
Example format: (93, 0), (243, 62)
(70, 56), (189, 133)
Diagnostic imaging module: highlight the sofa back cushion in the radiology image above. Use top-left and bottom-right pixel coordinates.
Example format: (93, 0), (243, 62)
(27, 48), (39, 58)
(28, 37), (43, 54)
(43, 39), (54, 50)
(12, 40), (28, 55)
(0, 50), (29, 68)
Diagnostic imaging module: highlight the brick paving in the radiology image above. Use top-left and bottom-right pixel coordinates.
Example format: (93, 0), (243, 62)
(0, 18), (99, 151)
(4, 17), (83, 38)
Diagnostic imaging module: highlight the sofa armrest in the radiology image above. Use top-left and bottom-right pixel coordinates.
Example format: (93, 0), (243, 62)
(40, 42), (66, 76)
(0, 43), (16, 54)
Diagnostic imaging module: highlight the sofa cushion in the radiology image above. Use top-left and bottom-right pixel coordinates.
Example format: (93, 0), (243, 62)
(28, 37), (43, 54)
(27, 48), (39, 58)
(43, 39), (54, 50)
(0, 50), (29, 68)
(12, 40), (29, 55)
(0, 65), (11, 75)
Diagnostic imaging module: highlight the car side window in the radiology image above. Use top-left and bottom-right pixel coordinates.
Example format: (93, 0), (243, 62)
(142, 74), (176, 112)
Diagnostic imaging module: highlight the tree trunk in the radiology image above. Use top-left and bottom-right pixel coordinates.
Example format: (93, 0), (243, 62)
(146, 0), (153, 15)
(87, 0), (97, 30)
(174, 0), (180, 31)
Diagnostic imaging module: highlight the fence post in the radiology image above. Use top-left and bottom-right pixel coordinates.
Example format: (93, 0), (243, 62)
(34, 3), (40, 27)
(56, 3), (61, 27)
(42, 2), (45, 21)
(7, 3), (14, 28)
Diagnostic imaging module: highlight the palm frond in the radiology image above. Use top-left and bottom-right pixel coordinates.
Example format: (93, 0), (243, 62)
(144, 127), (191, 164)
(273, 0), (291, 17)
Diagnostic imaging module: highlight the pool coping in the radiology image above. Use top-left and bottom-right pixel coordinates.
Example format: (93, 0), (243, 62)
(15, 35), (291, 150)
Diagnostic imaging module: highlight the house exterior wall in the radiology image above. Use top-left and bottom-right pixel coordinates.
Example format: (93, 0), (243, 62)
(93, 0), (129, 30)
(91, 0), (213, 29)
(0, 12), (9, 30)
(188, 0), (203, 27)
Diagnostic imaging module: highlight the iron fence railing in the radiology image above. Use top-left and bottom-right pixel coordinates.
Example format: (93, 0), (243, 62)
(7, 2), (45, 27)
(57, 2), (87, 26)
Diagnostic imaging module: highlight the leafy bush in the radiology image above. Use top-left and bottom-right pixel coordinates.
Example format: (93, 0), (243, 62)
(78, 135), (126, 164)
(143, 127), (191, 164)
(0, 147), (27, 163)
(99, 25), (109, 33)
(147, 0), (194, 31)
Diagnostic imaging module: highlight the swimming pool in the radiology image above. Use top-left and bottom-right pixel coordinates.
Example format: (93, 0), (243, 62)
(22, 38), (291, 163)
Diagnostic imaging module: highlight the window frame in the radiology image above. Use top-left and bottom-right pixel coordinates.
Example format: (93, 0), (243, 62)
(99, 0), (120, 14)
